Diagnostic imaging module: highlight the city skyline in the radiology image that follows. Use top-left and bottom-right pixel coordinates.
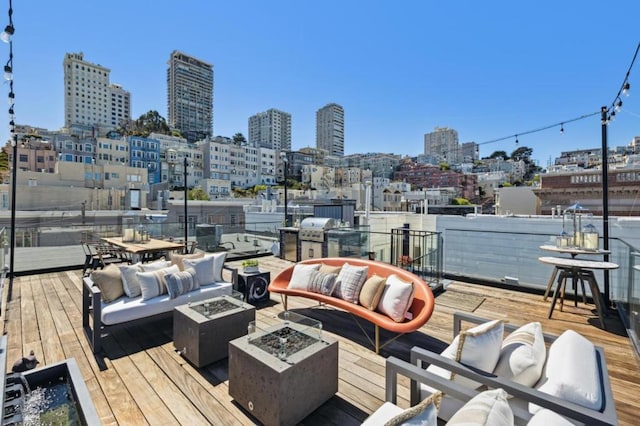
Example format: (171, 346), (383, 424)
(5, 1), (640, 167)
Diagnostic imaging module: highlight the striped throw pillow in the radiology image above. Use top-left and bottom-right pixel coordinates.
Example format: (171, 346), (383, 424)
(137, 265), (180, 300)
(165, 268), (200, 299)
(308, 271), (338, 295)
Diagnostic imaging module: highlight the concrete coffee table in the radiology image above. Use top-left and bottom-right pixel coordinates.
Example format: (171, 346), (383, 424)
(228, 311), (338, 426)
(173, 290), (255, 367)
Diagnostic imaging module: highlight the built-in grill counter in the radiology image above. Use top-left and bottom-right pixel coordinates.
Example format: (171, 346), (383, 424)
(279, 227), (300, 262)
(298, 217), (338, 260)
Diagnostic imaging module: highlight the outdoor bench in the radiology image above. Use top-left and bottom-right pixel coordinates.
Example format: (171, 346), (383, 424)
(82, 257), (237, 354)
(267, 257), (436, 353)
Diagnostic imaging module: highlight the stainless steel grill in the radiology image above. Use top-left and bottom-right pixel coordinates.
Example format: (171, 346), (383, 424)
(299, 217), (338, 243)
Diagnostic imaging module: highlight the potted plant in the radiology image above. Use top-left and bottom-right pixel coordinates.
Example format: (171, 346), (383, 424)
(242, 259), (260, 273)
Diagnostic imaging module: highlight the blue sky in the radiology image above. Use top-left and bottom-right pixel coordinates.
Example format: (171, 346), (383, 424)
(6, 1), (640, 167)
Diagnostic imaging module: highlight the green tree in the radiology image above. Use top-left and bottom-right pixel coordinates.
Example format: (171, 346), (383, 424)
(119, 110), (171, 136)
(452, 198), (471, 205)
(510, 146), (533, 162)
(488, 150), (509, 160)
(188, 187), (209, 200)
(439, 162), (450, 171)
(232, 133), (247, 145)
(0, 150), (8, 172)
(135, 110), (170, 135)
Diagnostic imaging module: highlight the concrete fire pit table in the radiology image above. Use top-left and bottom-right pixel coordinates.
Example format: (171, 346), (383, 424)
(228, 311), (338, 426)
(174, 290), (255, 367)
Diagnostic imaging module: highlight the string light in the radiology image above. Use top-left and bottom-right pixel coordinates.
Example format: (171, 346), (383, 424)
(5, 0), (16, 291)
(603, 42), (639, 122)
(471, 42), (639, 153)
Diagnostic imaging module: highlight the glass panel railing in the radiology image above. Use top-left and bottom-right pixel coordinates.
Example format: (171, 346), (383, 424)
(7, 220), (283, 273)
(627, 252), (640, 359)
(442, 228), (633, 303)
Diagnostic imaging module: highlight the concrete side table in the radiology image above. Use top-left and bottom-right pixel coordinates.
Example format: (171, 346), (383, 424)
(228, 317), (338, 426)
(173, 293), (256, 367)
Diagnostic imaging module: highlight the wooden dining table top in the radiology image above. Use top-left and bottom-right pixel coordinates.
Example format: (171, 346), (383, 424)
(102, 237), (184, 254)
(538, 256), (619, 270)
(539, 245), (611, 256)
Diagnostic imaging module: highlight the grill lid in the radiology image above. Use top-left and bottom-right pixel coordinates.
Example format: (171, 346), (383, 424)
(299, 217), (338, 230)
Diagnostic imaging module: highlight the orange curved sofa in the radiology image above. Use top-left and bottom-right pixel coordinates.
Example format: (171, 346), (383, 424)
(268, 258), (436, 353)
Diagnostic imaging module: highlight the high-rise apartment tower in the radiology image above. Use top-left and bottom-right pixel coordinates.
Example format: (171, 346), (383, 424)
(248, 109), (292, 151)
(316, 103), (344, 156)
(63, 52), (131, 132)
(424, 127), (460, 164)
(167, 50), (214, 142)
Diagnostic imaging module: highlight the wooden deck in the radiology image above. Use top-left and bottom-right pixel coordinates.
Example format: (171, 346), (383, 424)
(2, 255), (639, 425)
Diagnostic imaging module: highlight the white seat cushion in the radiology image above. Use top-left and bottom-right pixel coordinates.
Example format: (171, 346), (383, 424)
(530, 330), (602, 413)
(361, 402), (404, 426)
(101, 282), (232, 325)
(526, 409), (576, 425)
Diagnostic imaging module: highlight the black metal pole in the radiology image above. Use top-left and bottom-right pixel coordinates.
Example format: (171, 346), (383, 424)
(9, 134), (17, 297)
(600, 106), (611, 307)
(283, 153), (289, 227)
(183, 156), (188, 253)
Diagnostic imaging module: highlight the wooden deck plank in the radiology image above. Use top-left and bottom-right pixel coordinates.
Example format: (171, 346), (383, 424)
(32, 275), (67, 364)
(3, 277), (22, 370)
(104, 327), (179, 425)
(18, 276), (44, 364)
(155, 341), (257, 426)
(2, 259), (639, 426)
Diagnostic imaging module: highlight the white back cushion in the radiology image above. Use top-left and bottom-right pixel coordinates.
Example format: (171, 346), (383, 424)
(287, 263), (321, 290)
(493, 322), (546, 387)
(183, 252), (227, 284)
(447, 388), (513, 426)
(376, 274), (415, 322)
(530, 329), (602, 413)
(427, 319), (504, 389)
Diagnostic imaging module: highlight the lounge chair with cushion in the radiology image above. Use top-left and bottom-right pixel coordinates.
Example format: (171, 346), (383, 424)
(390, 311), (617, 425)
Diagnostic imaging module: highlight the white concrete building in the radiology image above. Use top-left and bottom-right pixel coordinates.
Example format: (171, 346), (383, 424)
(107, 84), (131, 129)
(248, 109), (291, 151)
(316, 103), (344, 156)
(63, 52), (131, 134)
(167, 50), (214, 141)
(424, 126), (460, 164)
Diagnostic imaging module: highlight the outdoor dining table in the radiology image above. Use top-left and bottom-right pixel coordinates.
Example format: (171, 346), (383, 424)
(102, 237), (184, 263)
(539, 245), (611, 301)
(538, 256), (618, 329)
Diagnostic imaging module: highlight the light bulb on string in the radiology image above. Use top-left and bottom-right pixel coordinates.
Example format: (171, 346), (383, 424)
(622, 82), (631, 97)
(610, 110), (616, 122)
(515, 135), (519, 145)
(560, 123), (564, 135)
(615, 99), (623, 112)
(3, 64), (12, 81)
(0, 24), (13, 43)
